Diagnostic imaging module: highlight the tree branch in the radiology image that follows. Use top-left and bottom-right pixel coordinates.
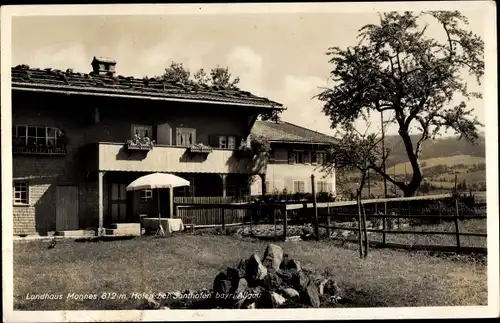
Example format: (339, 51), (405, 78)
(369, 165), (406, 189)
(414, 115), (432, 158)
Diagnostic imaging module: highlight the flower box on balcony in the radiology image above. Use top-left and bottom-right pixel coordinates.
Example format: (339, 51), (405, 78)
(13, 146), (67, 155)
(125, 137), (155, 151)
(188, 143), (213, 154)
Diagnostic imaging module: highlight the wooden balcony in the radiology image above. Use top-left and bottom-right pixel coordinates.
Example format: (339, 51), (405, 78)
(13, 145), (67, 156)
(87, 142), (252, 174)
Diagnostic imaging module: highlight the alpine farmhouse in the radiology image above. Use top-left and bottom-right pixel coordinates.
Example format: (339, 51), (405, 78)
(11, 57), (336, 236)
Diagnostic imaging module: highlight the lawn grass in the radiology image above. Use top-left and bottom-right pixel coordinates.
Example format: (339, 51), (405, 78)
(13, 235), (487, 310)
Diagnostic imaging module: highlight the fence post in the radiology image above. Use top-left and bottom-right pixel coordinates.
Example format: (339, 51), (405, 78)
(326, 202), (330, 239)
(311, 174), (319, 240)
(249, 204), (253, 233)
(221, 205), (226, 232)
(397, 201), (401, 228)
(361, 202), (369, 258)
(273, 207), (277, 237)
(454, 197), (461, 249)
(356, 189), (364, 258)
(283, 205), (288, 241)
(383, 201), (387, 245)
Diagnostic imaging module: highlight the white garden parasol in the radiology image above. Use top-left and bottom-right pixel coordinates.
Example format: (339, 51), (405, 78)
(127, 173), (190, 235)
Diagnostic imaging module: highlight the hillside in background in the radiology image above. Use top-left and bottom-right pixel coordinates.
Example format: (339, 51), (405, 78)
(383, 133), (486, 167)
(336, 133), (487, 198)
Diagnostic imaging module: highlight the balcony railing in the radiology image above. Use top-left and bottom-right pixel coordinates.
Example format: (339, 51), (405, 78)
(13, 145), (67, 155)
(92, 142), (251, 174)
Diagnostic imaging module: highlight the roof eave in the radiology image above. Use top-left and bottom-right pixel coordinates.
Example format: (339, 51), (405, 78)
(11, 82), (283, 109)
(267, 139), (335, 145)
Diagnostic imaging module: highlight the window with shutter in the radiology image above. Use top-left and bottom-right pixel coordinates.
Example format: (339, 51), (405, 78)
(293, 181), (305, 193)
(317, 181), (328, 192)
(176, 128), (196, 146)
(213, 135), (237, 149)
(131, 125), (153, 139)
(218, 136), (227, 148)
(304, 151), (311, 164)
(228, 136), (236, 149)
(208, 135), (219, 147)
(293, 150), (305, 164)
(317, 151), (326, 165)
(156, 123), (172, 145)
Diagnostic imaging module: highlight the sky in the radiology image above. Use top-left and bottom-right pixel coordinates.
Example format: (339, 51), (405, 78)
(10, 9), (487, 138)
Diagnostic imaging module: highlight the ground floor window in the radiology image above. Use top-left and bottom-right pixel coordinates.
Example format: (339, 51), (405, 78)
(317, 181), (328, 192)
(226, 185), (237, 197)
(293, 181), (305, 193)
(13, 181), (29, 205)
(140, 189), (153, 202)
(265, 181), (270, 193)
(176, 177), (196, 196)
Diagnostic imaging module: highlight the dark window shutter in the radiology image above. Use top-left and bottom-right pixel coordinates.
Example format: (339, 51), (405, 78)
(209, 135), (219, 147)
(234, 136), (242, 149)
(269, 148), (276, 163)
(288, 149), (295, 164)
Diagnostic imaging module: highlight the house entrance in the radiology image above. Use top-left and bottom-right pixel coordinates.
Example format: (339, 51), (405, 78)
(56, 186), (79, 231)
(110, 183), (128, 223)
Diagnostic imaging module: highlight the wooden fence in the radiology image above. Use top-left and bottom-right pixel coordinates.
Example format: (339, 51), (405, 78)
(173, 196), (251, 204)
(283, 193), (487, 254)
(172, 192), (487, 254)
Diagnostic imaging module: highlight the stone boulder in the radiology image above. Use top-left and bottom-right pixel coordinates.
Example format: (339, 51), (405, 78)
(262, 244), (284, 271)
(246, 253), (268, 283)
(280, 288), (300, 299)
(300, 279), (321, 308)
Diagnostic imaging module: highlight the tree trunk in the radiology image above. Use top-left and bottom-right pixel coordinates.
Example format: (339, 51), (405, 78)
(399, 129), (423, 197)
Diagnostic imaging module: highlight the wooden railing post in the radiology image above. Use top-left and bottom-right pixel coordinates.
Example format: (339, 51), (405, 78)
(454, 197), (461, 249)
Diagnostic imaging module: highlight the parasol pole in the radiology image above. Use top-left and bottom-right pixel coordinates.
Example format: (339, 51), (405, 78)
(156, 187), (166, 236)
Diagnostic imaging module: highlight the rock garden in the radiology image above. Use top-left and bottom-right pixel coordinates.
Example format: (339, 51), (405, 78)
(140, 243), (344, 310)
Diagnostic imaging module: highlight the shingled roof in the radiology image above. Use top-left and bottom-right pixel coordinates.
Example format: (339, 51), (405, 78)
(10, 64), (282, 108)
(251, 120), (336, 144)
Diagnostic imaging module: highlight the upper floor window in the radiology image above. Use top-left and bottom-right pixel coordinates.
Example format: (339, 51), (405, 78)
(290, 150), (311, 164)
(131, 125), (153, 140)
(176, 128), (196, 146)
(218, 135), (236, 149)
(13, 125), (63, 148)
(312, 151), (326, 165)
(13, 181), (29, 205)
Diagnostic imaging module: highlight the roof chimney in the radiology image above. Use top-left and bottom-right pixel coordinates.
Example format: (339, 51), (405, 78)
(91, 56), (117, 76)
